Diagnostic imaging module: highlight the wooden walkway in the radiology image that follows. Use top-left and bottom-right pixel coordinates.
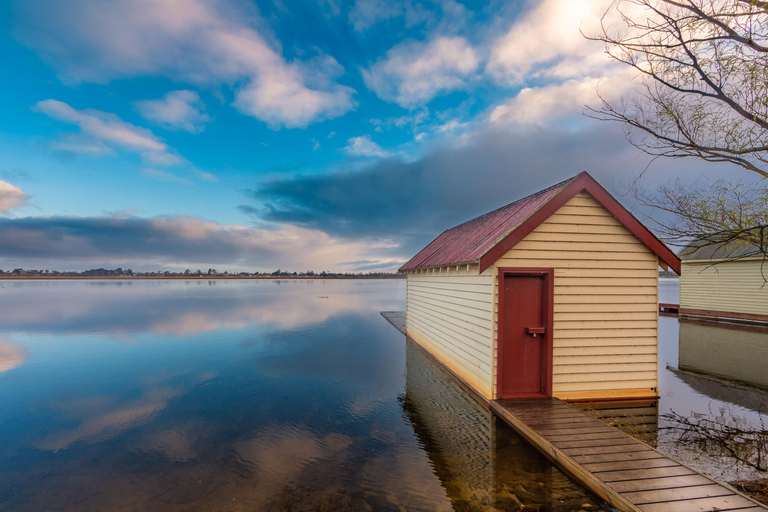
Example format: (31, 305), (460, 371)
(381, 311), (767, 512)
(381, 311), (406, 334)
(491, 399), (767, 512)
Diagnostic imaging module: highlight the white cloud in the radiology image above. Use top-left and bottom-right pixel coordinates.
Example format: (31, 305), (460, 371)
(134, 90), (210, 133)
(486, 0), (612, 85)
(16, 0), (356, 128)
(489, 68), (636, 126)
(350, 0), (400, 31)
(141, 168), (191, 184)
(482, 0), (643, 131)
(370, 109), (430, 132)
(349, 0), (432, 32)
(343, 135), (391, 158)
(0, 181), (30, 214)
(312, 139), (320, 151)
(142, 168), (218, 184)
(36, 99), (182, 165)
(232, 55), (355, 128)
(318, 0), (342, 17)
(436, 119), (470, 133)
(49, 134), (115, 156)
(190, 168), (218, 182)
(490, 78), (601, 124)
(362, 36), (479, 108)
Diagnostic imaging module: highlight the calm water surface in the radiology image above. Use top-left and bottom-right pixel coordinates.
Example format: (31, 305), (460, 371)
(658, 278), (768, 482)
(0, 279), (610, 511)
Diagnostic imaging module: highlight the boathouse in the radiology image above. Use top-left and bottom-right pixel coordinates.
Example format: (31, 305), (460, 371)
(679, 229), (768, 327)
(399, 172), (681, 402)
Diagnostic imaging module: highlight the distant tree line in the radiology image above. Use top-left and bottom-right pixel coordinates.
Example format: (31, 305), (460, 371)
(0, 267), (404, 278)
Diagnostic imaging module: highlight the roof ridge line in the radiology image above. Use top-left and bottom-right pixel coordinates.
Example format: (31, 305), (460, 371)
(444, 174), (579, 234)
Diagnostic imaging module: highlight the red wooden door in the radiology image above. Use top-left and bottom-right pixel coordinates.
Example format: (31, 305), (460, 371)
(499, 272), (552, 398)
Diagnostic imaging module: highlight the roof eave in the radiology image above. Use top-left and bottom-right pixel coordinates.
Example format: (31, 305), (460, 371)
(400, 259), (481, 272)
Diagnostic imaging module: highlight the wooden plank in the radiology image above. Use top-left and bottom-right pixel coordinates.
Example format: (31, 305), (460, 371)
(523, 416), (600, 427)
(554, 345), (658, 357)
(583, 458), (680, 472)
(546, 431), (631, 442)
(507, 405), (582, 417)
(627, 484), (733, 504)
(562, 443), (652, 456)
(521, 419), (603, 429)
(496, 398), (571, 408)
(500, 409), (584, 418)
(556, 353), (658, 366)
(513, 407), (591, 416)
(555, 437), (640, 449)
(511, 403), (588, 413)
(638, 495), (759, 512)
(502, 411), (587, 421)
(535, 425), (619, 436)
(574, 400), (657, 410)
(609, 475), (718, 493)
(571, 451), (666, 464)
(506, 406), (580, 420)
(588, 406), (659, 418)
(599, 466), (696, 483)
(553, 371), (658, 384)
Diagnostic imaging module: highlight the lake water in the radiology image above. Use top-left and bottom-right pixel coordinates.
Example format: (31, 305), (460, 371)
(657, 279), (768, 482)
(0, 279), (611, 512)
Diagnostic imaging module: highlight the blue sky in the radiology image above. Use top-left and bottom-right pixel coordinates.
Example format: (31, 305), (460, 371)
(0, 0), (754, 272)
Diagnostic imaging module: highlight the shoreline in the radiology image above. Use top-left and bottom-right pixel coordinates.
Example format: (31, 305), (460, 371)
(0, 275), (405, 280)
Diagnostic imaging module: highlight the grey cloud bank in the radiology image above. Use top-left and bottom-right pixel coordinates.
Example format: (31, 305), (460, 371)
(0, 215), (400, 273)
(243, 122), (714, 256)
(0, 215), (273, 263)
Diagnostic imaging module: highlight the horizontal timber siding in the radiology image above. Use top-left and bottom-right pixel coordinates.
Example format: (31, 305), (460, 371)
(406, 271), (494, 398)
(680, 259), (768, 317)
(494, 192), (659, 399)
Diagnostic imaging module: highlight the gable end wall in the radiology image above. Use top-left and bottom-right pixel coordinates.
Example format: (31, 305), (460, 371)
(493, 192), (660, 400)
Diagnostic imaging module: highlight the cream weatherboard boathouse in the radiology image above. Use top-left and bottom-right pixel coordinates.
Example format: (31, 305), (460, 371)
(679, 229), (768, 327)
(399, 172), (681, 402)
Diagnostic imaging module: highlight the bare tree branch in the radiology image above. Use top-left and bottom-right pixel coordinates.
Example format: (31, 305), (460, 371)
(632, 179), (768, 279)
(586, 0), (768, 176)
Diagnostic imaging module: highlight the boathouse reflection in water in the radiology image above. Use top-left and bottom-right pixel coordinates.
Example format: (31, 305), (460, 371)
(401, 342), (611, 512)
(655, 319), (768, 478)
(679, 320), (768, 391)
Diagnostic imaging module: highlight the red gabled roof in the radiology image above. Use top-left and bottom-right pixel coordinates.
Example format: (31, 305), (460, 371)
(399, 172), (681, 274)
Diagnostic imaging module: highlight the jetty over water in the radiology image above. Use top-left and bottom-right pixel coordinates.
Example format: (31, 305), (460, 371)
(381, 311), (768, 512)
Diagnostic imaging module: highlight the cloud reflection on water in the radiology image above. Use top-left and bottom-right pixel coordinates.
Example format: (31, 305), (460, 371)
(0, 279), (404, 337)
(38, 386), (180, 452)
(0, 341), (25, 373)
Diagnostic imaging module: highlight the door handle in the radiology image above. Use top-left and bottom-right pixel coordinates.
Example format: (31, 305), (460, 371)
(525, 327), (546, 338)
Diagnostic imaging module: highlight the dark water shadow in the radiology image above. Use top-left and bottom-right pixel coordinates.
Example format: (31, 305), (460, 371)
(400, 341), (614, 512)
